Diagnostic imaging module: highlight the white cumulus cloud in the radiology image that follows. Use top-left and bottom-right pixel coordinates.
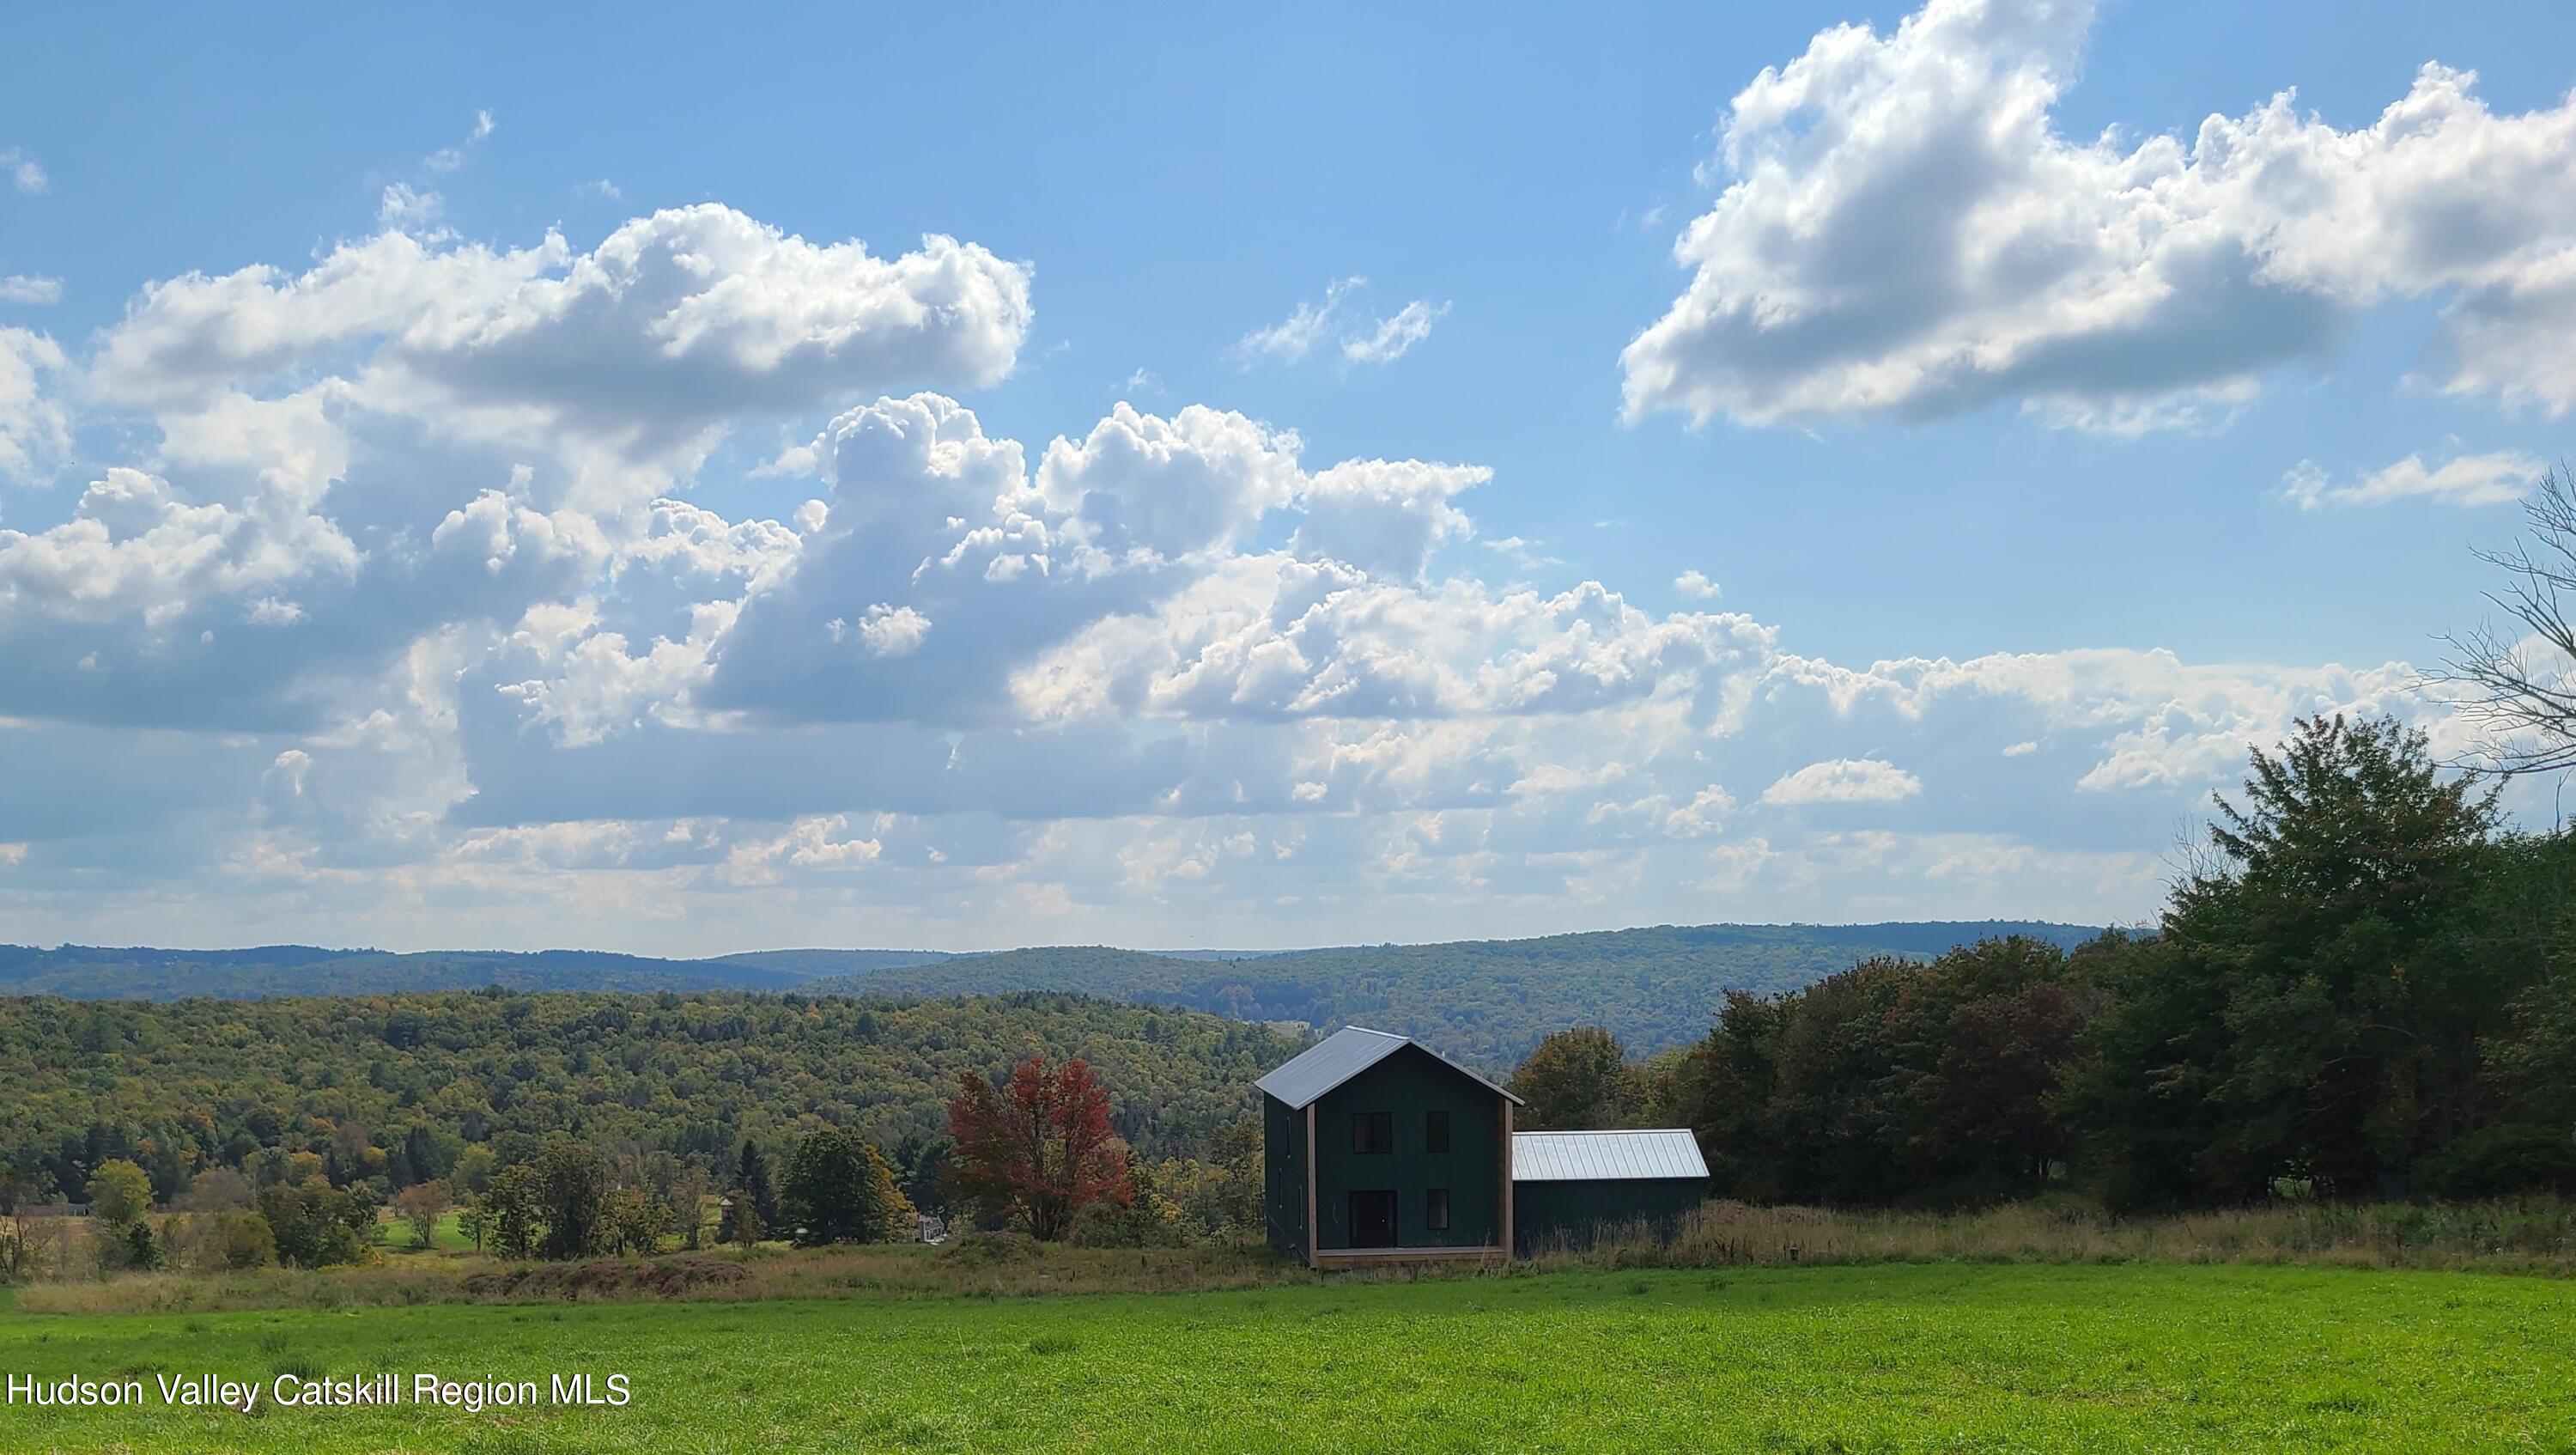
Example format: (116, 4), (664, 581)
(1762, 757), (1924, 806)
(1623, 0), (2576, 430)
(2281, 449), (2546, 510)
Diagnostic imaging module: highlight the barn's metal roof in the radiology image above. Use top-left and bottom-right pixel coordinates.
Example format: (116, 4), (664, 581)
(1255, 1026), (1522, 1110)
(1510, 1129), (1709, 1183)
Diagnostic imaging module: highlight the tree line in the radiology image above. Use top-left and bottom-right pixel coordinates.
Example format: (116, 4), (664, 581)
(1510, 715), (2576, 1208)
(0, 989), (1295, 1216)
(5, 1049), (1263, 1280)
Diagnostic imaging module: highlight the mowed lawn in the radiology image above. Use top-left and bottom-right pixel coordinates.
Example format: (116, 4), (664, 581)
(3, 1263), (2572, 1452)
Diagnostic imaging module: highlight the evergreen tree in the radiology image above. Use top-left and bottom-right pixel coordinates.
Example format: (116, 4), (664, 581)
(735, 1138), (778, 1229)
(2075, 715), (2502, 1204)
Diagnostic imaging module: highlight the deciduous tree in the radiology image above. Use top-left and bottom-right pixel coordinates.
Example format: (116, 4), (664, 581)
(84, 1160), (154, 1229)
(534, 1140), (614, 1260)
(1510, 1028), (1642, 1130)
(482, 1165), (543, 1260)
(946, 1056), (1132, 1241)
(393, 1179), (450, 1251)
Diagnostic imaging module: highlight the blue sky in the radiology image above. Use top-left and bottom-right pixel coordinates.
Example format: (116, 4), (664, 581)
(2, 0), (2573, 952)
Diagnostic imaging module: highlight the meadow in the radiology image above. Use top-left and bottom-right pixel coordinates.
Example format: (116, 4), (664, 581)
(3, 1261), (2572, 1452)
(26, 1195), (2576, 1318)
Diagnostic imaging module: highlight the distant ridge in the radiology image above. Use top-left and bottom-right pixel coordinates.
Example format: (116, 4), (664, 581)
(0, 921), (2101, 1062)
(0, 944), (945, 1000)
(796, 920), (2105, 1062)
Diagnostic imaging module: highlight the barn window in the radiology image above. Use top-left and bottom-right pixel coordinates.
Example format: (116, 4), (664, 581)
(1426, 1188), (1450, 1230)
(1425, 1110), (1451, 1153)
(1352, 1111), (1393, 1154)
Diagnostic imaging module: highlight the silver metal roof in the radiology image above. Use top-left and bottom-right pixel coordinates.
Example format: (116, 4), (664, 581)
(1510, 1129), (1709, 1182)
(1255, 1026), (1522, 1110)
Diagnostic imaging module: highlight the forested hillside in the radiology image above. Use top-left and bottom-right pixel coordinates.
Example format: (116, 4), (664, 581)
(0, 945), (950, 999)
(800, 922), (2100, 1063)
(0, 989), (1297, 1205)
(0, 923), (2094, 1063)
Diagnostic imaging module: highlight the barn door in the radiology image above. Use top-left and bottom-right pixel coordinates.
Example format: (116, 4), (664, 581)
(1349, 1190), (1396, 1247)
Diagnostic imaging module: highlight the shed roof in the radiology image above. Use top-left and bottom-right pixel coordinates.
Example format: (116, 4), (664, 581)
(1255, 1025), (1522, 1110)
(1510, 1129), (1709, 1182)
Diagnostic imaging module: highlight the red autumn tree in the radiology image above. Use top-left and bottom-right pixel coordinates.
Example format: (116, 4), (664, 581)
(945, 1055), (1132, 1240)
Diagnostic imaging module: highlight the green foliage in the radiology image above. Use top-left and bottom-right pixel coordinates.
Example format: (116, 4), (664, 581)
(602, 1186), (672, 1256)
(255, 1180), (374, 1269)
(0, 990), (1301, 1204)
(533, 1139), (614, 1260)
(211, 1210), (276, 1270)
(2421, 1124), (2576, 1199)
(1510, 1027), (1643, 1129)
(2072, 715), (2524, 1207)
(82, 1159), (153, 1227)
(803, 922), (2099, 1063)
(121, 1220), (162, 1271)
(733, 1139), (777, 1228)
(481, 1166), (542, 1260)
(780, 1129), (910, 1245)
(1068, 1171), (1184, 1248)
(0, 930), (2095, 1068)
(1659, 714), (2576, 1214)
(1668, 936), (2093, 1205)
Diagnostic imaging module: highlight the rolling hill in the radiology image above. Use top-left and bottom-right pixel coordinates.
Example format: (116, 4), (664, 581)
(0, 989), (1301, 1202)
(0, 944), (949, 1000)
(0, 921), (2100, 1066)
(798, 921), (2105, 1064)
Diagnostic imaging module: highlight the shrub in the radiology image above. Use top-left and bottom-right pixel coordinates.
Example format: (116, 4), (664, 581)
(212, 1211), (278, 1270)
(2423, 1124), (2576, 1199)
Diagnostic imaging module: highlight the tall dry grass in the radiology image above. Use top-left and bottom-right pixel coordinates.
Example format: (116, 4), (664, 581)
(1523, 1196), (2576, 1277)
(20, 1197), (2576, 1318)
(10, 1235), (1297, 1317)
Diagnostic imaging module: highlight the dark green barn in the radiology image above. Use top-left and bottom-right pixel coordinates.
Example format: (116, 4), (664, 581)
(1261, 1026), (1519, 1265)
(1261, 1027), (1710, 1266)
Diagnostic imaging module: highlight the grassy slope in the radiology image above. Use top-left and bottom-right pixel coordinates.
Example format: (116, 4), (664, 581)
(2, 1263), (2567, 1452)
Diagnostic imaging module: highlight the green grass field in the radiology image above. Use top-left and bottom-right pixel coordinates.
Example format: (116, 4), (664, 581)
(2, 1262), (2569, 1452)
(374, 1209), (476, 1254)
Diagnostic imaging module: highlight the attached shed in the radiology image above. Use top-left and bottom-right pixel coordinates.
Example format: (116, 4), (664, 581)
(1259, 1026), (1520, 1267)
(1510, 1129), (1710, 1255)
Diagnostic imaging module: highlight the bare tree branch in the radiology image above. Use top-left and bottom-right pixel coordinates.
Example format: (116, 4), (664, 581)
(2433, 463), (2576, 775)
